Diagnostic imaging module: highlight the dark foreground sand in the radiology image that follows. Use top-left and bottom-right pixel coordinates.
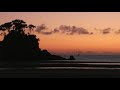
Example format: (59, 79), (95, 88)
(0, 68), (120, 78)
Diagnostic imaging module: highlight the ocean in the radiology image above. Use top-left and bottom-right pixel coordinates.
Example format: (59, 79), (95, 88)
(74, 55), (120, 62)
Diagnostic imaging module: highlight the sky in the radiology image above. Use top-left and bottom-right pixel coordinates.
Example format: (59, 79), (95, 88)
(1, 12), (120, 55)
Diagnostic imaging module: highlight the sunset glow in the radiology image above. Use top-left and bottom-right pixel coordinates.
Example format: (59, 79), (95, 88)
(1, 12), (120, 55)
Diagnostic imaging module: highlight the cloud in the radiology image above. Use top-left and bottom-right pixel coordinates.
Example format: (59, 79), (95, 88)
(36, 24), (47, 33)
(101, 28), (112, 34)
(35, 25), (120, 36)
(58, 25), (93, 35)
(35, 24), (53, 35)
(40, 31), (53, 35)
(35, 24), (93, 35)
(115, 29), (120, 34)
(53, 28), (60, 33)
(40, 29), (60, 35)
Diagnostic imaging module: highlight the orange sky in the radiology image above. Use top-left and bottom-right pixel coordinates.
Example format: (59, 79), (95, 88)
(1, 12), (120, 55)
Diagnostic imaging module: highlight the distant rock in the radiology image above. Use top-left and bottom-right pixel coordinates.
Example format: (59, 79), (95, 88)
(68, 55), (75, 60)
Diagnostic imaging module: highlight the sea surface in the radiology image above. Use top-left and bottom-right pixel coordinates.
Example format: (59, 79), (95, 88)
(74, 55), (120, 62)
(1, 55), (120, 70)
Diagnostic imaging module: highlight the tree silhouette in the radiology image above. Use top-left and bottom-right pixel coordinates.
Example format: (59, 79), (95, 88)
(28, 24), (36, 33)
(0, 19), (28, 36)
(0, 19), (40, 60)
(12, 19), (27, 30)
(0, 22), (12, 32)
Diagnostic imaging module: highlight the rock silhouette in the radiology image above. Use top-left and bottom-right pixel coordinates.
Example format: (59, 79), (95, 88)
(0, 19), (74, 61)
(69, 55), (75, 60)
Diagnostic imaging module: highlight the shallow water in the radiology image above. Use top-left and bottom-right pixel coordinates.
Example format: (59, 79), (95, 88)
(35, 67), (120, 70)
(1, 66), (120, 70)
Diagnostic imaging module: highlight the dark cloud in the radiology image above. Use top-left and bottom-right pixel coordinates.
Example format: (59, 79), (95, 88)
(35, 24), (53, 35)
(58, 25), (93, 35)
(36, 24), (47, 33)
(89, 32), (93, 35)
(115, 29), (120, 34)
(40, 31), (53, 35)
(41, 29), (60, 35)
(53, 28), (60, 33)
(35, 25), (120, 36)
(35, 24), (93, 35)
(101, 28), (112, 34)
(94, 28), (115, 35)
(59, 25), (71, 33)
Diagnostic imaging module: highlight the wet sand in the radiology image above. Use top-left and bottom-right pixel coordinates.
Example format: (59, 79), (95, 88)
(0, 68), (120, 78)
(0, 60), (120, 78)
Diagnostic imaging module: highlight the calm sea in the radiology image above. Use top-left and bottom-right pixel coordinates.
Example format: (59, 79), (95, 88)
(74, 55), (120, 62)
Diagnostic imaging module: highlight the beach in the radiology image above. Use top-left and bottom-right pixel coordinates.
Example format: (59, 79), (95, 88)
(0, 60), (120, 78)
(0, 68), (120, 78)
